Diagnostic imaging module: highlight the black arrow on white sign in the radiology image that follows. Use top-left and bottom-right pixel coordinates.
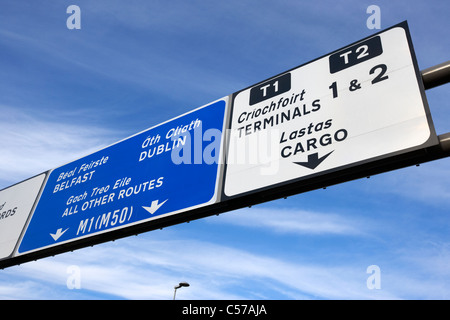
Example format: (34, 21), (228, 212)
(294, 151), (334, 170)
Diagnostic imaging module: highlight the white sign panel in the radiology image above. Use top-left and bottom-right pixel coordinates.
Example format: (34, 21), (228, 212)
(224, 22), (437, 197)
(0, 173), (46, 260)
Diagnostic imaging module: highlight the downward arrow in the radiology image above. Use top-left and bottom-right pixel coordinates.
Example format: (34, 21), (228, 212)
(142, 199), (168, 215)
(294, 151), (334, 170)
(50, 228), (69, 241)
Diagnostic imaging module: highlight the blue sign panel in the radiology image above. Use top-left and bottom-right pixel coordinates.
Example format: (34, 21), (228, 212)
(18, 99), (227, 254)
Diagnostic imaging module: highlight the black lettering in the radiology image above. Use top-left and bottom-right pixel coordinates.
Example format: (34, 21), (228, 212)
(281, 146), (292, 158)
(312, 99), (321, 111)
(370, 64), (389, 84)
(298, 128), (306, 138)
(249, 73), (291, 105)
(306, 138), (317, 151)
(335, 128), (348, 142)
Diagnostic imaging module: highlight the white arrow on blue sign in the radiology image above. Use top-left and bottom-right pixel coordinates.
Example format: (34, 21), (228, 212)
(17, 98), (228, 255)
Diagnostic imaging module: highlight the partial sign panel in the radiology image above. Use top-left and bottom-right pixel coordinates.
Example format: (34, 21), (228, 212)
(224, 22), (437, 198)
(0, 174), (46, 260)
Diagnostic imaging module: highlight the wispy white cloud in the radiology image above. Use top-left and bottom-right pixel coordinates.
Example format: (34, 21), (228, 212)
(358, 159), (450, 207)
(209, 207), (370, 236)
(0, 105), (120, 187)
(0, 233), (415, 300)
(3, 223), (450, 300)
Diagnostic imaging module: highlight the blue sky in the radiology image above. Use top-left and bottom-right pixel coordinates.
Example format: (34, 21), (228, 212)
(0, 0), (449, 299)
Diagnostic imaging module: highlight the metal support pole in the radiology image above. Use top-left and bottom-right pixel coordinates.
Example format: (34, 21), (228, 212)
(421, 60), (450, 90)
(438, 132), (450, 153)
(421, 61), (450, 158)
(173, 282), (190, 300)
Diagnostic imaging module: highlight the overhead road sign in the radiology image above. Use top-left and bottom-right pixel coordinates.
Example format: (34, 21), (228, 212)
(2, 21), (448, 269)
(16, 98), (228, 257)
(223, 22), (438, 199)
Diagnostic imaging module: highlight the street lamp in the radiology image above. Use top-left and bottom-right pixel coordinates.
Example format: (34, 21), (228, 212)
(173, 282), (190, 300)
